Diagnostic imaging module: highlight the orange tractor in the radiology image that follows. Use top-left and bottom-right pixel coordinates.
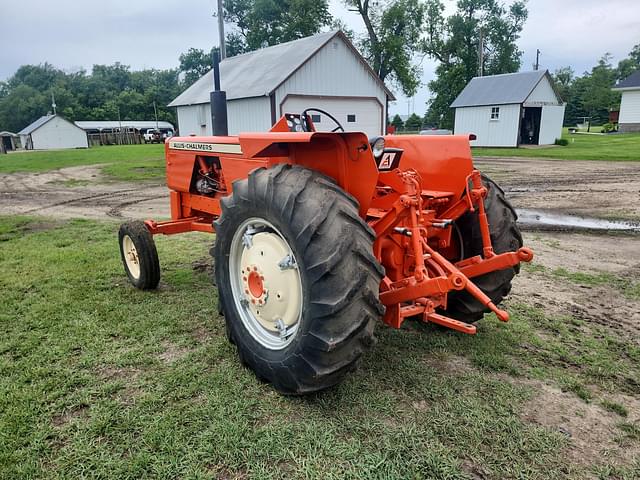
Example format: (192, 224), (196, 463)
(118, 56), (533, 394)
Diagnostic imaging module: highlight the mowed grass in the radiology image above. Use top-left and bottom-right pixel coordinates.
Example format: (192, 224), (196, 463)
(0, 144), (166, 182)
(473, 129), (640, 161)
(1, 217), (640, 479)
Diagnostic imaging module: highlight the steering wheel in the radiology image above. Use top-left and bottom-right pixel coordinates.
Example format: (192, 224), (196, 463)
(301, 108), (345, 133)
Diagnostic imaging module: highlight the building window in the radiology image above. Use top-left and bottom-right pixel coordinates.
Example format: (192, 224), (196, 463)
(490, 107), (500, 120)
(347, 114), (357, 123)
(311, 114), (321, 123)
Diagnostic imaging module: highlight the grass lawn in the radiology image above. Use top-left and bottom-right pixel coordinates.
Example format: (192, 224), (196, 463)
(1, 216), (639, 478)
(0, 144), (166, 182)
(473, 129), (640, 161)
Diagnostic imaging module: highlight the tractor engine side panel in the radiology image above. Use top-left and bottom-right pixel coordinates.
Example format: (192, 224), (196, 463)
(384, 135), (474, 198)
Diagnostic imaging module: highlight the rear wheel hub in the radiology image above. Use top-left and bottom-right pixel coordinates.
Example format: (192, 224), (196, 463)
(229, 218), (303, 350)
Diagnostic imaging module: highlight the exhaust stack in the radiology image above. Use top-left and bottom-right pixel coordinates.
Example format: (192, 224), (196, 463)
(210, 50), (228, 136)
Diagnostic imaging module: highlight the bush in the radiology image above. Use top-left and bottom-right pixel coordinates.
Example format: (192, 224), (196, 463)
(602, 122), (615, 133)
(554, 138), (569, 146)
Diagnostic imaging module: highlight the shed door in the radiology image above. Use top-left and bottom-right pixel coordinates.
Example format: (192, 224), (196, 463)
(281, 96), (382, 136)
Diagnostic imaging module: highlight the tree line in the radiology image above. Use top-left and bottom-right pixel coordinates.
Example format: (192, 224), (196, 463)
(553, 45), (640, 127)
(0, 0), (638, 134)
(389, 43), (640, 132)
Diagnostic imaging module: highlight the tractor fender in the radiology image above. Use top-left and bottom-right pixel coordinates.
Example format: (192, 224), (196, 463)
(239, 131), (379, 216)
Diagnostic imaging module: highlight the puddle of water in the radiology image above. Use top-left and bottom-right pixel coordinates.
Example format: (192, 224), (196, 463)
(516, 209), (640, 232)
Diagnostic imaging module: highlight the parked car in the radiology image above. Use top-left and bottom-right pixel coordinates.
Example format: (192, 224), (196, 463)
(143, 129), (163, 143)
(419, 128), (452, 135)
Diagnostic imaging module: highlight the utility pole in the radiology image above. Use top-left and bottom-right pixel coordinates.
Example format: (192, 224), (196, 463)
(217, 0), (226, 60)
(535, 49), (540, 70)
(153, 101), (159, 130)
(51, 91), (57, 115)
(477, 27), (484, 77)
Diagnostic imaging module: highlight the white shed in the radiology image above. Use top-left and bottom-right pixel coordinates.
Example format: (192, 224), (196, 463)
(613, 70), (640, 132)
(451, 70), (565, 147)
(18, 115), (88, 150)
(168, 31), (395, 137)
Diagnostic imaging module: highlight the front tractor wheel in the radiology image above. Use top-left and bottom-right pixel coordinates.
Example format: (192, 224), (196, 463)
(214, 165), (384, 395)
(118, 221), (160, 290)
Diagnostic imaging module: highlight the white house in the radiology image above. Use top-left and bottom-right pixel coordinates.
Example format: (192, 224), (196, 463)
(18, 115), (88, 150)
(451, 70), (565, 147)
(168, 31), (395, 137)
(613, 70), (640, 132)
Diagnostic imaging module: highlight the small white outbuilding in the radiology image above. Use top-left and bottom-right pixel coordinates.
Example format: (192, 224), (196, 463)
(451, 70), (565, 147)
(19, 115), (88, 150)
(613, 69), (640, 132)
(168, 30), (395, 137)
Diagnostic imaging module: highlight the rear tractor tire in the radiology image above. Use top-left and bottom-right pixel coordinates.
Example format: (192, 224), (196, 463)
(213, 165), (385, 395)
(118, 221), (161, 290)
(444, 175), (523, 322)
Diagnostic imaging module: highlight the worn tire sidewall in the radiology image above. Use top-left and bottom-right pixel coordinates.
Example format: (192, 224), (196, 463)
(118, 222), (160, 290)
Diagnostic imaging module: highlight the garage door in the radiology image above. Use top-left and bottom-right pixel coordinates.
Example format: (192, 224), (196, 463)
(281, 96), (382, 137)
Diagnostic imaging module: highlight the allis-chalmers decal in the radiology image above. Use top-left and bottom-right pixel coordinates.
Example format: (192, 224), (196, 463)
(169, 141), (242, 155)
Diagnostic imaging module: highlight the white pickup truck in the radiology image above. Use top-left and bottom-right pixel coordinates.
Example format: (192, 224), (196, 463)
(143, 129), (163, 144)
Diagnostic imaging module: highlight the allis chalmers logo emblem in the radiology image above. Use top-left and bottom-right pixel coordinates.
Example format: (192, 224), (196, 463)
(378, 152), (395, 169)
(376, 150), (402, 171)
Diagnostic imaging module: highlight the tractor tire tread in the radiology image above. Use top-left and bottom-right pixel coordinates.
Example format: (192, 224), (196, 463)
(214, 164), (384, 395)
(118, 220), (160, 290)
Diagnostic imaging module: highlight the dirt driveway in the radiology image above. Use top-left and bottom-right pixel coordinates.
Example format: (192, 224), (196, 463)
(0, 165), (170, 220)
(476, 156), (640, 222)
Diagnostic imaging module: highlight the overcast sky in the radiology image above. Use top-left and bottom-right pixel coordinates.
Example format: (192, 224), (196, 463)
(1, 0), (638, 115)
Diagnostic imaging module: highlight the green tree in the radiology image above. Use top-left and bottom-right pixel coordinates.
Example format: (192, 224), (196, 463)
(404, 113), (422, 130)
(0, 85), (48, 132)
(552, 66), (574, 126)
(0, 61), (181, 132)
(178, 47), (219, 88)
(223, 0), (332, 55)
(581, 54), (620, 127)
(391, 113), (404, 130)
(552, 66), (574, 101)
(345, 0), (427, 96)
(423, 0), (528, 128)
(617, 43), (640, 81)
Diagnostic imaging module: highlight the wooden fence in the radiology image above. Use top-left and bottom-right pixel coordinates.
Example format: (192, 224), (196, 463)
(88, 131), (144, 147)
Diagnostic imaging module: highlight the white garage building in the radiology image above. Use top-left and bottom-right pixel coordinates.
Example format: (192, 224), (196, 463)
(168, 31), (394, 137)
(613, 69), (640, 132)
(451, 70), (565, 147)
(18, 115), (88, 150)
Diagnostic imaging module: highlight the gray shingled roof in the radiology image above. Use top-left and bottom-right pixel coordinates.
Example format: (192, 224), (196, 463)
(18, 115), (56, 135)
(169, 31), (394, 107)
(451, 70), (550, 108)
(75, 120), (175, 131)
(614, 70), (640, 89)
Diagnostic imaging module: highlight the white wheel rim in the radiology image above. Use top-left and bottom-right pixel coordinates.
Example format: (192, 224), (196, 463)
(228, 217), (303, 350)
(123, 235), (141, 279)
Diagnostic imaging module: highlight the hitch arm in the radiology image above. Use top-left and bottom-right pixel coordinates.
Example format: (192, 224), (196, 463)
(420, 238), (510, 322)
